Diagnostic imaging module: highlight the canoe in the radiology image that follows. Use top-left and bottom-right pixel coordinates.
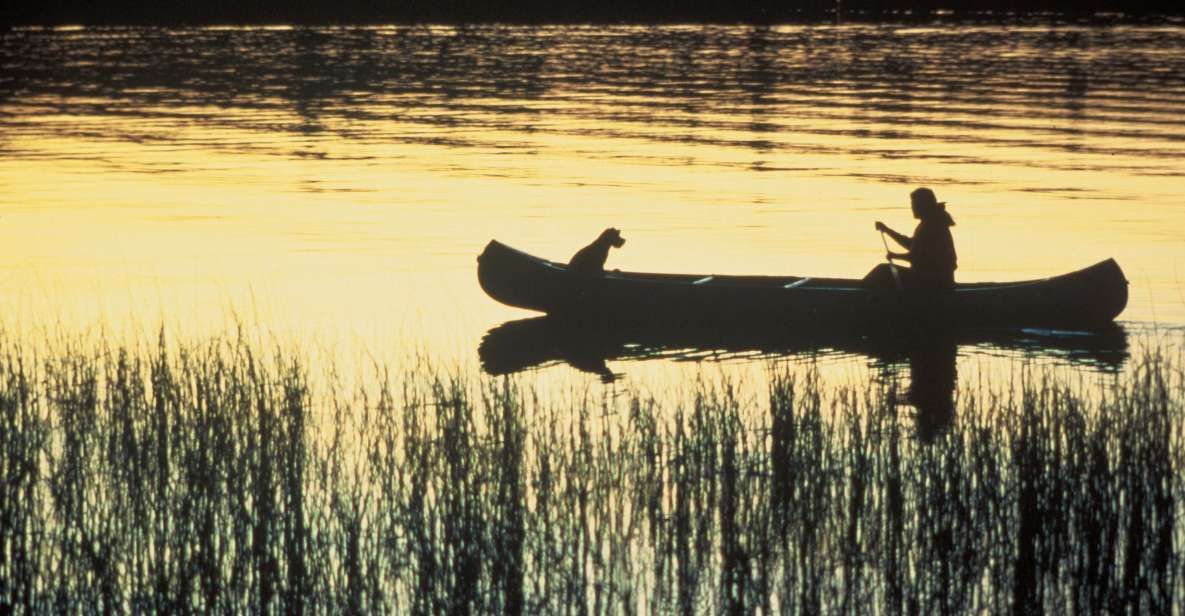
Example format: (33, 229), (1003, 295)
(476, 240), (1128, 329)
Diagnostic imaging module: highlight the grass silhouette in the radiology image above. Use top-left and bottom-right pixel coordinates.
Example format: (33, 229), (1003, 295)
(0, 328), (1180, 613)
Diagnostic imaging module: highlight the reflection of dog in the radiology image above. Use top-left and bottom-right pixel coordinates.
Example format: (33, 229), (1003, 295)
(568, 228), (626, 275)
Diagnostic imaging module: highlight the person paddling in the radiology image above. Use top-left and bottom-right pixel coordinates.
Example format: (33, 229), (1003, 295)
(876, 187), (957, 291)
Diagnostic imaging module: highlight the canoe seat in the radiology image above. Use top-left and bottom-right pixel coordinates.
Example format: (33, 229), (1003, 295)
(693, 276), (714, 285)
(784, 278), (811, 289)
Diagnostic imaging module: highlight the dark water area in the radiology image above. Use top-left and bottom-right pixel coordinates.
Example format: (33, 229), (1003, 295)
(8, 1), (1185, 26)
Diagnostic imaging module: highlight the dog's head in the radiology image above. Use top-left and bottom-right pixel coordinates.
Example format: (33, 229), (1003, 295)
(600, 227), (626, 248)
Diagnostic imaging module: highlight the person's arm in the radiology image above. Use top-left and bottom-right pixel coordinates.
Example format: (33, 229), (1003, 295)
(875, 221), (913, 249)
(887, 251), (912, 263)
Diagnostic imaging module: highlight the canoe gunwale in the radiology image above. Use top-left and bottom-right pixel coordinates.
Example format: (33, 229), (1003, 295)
(493, 240), (1116, 293)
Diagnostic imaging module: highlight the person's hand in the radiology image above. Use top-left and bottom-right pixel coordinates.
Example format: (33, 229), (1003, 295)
(875, 221), (888, 233)
(886, 251), (895, 261)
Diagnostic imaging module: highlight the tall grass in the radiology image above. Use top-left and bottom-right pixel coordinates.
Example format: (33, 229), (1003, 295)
(0, 329), (1181, 613)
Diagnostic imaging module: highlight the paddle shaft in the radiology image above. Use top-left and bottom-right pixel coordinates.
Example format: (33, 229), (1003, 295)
(880, 230), (903, 292)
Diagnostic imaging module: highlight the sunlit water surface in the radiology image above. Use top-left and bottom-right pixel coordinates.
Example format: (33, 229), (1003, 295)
(2, 24), (1184, 381)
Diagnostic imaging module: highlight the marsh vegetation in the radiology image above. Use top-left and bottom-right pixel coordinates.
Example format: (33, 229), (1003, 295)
(0, 329), (1182, 613)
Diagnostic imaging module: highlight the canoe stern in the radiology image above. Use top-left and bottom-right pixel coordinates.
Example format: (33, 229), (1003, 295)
(477, 240), (566, 313)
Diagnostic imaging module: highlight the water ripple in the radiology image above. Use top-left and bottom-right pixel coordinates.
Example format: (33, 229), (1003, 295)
(3, 25), (1184, 178)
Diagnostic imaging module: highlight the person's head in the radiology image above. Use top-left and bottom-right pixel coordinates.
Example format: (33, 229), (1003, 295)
(910, 187), (953, 225)
(599, 227), (626, 248)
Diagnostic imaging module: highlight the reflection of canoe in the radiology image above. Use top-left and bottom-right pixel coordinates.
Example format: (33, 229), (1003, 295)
(478, 316), (1129, 379)
(477, 240), (1128, 329)
(479, 317), (1129, 439)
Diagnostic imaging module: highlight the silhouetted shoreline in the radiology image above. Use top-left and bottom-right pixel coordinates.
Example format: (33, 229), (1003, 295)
(5, 1), (1184, 27)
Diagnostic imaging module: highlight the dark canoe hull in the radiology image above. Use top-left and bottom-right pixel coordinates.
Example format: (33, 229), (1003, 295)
(476, 240), (1128, 330)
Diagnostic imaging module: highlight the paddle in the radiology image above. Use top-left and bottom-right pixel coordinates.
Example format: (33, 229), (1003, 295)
(880, 230), (904, 293)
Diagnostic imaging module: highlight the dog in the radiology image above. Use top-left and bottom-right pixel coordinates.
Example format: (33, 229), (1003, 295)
(568, 228), (626, 276)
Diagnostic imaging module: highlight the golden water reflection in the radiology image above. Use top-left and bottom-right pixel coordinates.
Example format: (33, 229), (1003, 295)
(2, 24), (1183, 372)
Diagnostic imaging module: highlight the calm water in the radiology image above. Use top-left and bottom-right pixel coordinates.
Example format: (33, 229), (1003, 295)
(2, 24), (1185, 375)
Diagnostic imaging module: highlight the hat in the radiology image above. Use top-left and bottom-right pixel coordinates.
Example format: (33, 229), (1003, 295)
(911, 187), (954, 226)
(911, 187), (944, 208)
